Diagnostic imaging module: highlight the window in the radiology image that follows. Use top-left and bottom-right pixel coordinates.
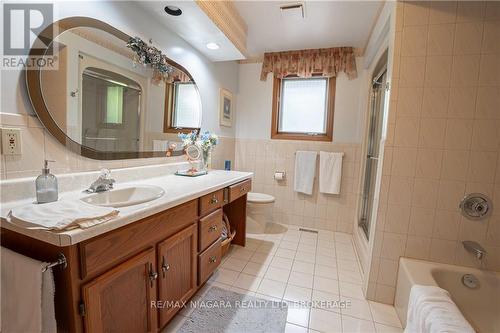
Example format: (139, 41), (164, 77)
(105, 86), (124, 124)
(172, 82), (201, 128)
(272, 76), (335, 141)
(164, 82), (202, 133)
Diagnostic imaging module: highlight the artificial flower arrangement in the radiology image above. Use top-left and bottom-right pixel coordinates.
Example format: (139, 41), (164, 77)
(178, 130), (218, 172)
(126, 37), (174, 82)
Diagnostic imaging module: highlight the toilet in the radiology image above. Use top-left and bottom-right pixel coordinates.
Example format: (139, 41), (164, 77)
(247, 192), (275, 204)
(246, 192), (275, 234)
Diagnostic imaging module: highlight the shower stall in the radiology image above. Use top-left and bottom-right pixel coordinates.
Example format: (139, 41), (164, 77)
(81, 67), (142, 152)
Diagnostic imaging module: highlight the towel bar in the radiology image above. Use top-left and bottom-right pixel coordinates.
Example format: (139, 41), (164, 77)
(42, 253), (67, 272)
(294, 151), (345, 156)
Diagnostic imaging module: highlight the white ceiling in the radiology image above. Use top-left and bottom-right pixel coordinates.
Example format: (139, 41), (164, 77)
(136, 1), (245, 62)
(136, 1), (382, 62)
(234, 1), (383, 56)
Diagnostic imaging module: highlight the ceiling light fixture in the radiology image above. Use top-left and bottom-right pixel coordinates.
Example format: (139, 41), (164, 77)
(206, 42), (220, 50)
(164, 5), (182, 16)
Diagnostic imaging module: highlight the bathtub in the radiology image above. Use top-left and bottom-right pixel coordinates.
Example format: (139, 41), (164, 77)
(395, 257), (500, 333)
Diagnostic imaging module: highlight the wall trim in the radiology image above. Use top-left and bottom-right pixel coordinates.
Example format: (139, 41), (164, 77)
(196, 0), (249, 58)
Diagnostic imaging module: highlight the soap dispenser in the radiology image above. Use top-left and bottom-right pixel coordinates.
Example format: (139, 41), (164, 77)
(36, 160), (58, 204)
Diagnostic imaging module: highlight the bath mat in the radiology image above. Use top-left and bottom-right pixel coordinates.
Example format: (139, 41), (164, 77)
(178, 286), (288, 333)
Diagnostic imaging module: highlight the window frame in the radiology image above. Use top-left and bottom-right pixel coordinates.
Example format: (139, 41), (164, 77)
(271, 75), (335, 141)
(163, 81), (201, 134)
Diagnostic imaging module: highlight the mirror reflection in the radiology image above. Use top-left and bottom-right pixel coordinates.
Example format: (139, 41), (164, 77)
(36, 21), (202, 158)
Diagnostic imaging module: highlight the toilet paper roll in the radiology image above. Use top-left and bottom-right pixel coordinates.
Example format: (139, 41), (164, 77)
(274, 172), (285, 181)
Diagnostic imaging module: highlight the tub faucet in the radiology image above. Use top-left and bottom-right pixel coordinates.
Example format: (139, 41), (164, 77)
(86, 169), (115, 193)
(462, 240), (487, 260)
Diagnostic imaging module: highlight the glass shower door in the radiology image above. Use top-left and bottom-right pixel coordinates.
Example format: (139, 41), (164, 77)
(359, 70), (387, 239)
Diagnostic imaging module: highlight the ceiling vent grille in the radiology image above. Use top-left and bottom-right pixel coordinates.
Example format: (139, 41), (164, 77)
(280, 3), (305, 19)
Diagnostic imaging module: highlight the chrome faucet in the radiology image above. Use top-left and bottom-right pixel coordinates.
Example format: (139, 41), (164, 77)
(86, 169), (115, 193)
(462, 240), (487, 260)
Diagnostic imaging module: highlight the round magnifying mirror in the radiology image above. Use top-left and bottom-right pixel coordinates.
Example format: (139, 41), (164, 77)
(185, 144), (201, 161)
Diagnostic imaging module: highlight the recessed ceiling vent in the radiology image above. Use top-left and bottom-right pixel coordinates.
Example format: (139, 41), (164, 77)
(280, 2), (306, 19)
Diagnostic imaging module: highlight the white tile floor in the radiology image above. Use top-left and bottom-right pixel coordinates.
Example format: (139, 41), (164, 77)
(164, 224), (403, 333)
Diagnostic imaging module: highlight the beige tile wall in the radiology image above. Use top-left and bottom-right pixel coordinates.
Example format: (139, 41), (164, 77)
(0, 113), (235, 180)
(366, 1), (500, 304)
(234, 138), (362, 233)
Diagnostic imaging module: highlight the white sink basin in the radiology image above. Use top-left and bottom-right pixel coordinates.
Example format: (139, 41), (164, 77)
(81, 185), (165, 207)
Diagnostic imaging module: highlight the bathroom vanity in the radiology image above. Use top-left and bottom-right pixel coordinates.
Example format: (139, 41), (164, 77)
(0, 171), (252, 332)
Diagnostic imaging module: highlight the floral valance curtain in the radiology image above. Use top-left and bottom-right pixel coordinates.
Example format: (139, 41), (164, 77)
(260, 47), (357, 81)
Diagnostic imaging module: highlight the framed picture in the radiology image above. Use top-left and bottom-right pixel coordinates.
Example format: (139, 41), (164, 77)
(219, 88), (233, 127)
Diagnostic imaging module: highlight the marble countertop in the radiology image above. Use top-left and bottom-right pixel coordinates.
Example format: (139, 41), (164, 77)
(0, 170), (253, 246)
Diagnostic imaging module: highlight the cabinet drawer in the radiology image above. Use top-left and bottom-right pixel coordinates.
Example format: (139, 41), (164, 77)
(228, 179), (252, 203)
(199, 209), (223, 252)
(198, 239), (221, 285)
(80, 200), (198, 279)
(199, 189), (223, 216)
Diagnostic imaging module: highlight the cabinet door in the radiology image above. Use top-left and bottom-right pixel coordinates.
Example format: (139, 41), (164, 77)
(82, 249), (158, 333)
(157, 224), (197, 328)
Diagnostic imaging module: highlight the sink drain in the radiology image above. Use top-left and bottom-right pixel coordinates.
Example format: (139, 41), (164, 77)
(462, 274), (479, 289)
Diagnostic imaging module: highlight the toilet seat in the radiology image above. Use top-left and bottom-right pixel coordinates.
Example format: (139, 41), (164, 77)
(247, 192), (275, 204)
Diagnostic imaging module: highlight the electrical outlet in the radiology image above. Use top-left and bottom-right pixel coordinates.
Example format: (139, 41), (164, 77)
(1, 128), (22, 155)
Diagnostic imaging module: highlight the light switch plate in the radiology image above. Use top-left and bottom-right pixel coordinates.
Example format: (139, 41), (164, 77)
(1, 128), (22, 155)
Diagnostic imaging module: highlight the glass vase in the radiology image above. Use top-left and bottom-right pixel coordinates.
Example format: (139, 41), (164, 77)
(201, 149), (210, 171)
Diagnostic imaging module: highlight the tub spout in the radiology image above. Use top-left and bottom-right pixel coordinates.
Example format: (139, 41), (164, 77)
(462, 240), (487, 260)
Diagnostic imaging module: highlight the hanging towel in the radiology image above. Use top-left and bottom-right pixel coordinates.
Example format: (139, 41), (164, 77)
(319, 151), (343, 194)
(294, 151), (317, 195)
(1, 247), (57, 333)
(153, 139), (169, 152)
(405, 285), (476, 333)
(7, 200), (119, 231)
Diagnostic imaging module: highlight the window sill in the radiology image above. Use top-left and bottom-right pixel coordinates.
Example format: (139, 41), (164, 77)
(271, 133), (332, 142)
(164, 127), (199, 134)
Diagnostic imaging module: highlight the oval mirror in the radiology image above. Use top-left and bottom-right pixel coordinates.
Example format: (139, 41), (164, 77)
(26, 17), (202, 160)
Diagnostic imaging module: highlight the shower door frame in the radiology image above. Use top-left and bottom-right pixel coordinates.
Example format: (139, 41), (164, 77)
(358, 66), (388, 240)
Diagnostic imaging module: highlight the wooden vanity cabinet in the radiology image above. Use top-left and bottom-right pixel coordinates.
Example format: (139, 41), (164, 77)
(0, 178), (251, 333)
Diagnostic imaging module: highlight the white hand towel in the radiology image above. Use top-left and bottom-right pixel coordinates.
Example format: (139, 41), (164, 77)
(153, 139), (169, 152)
(294, 151), (317, 195)
(405, 285), (475, 333)
(7, 200), (119, 231)
(319, 151), (343, 194)
(41, 267), (57, 333)
(1, 247), (57, 333)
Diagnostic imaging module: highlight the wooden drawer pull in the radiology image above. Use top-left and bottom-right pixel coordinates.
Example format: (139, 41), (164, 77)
(209, 256), (217, 264)
(240, 187), (246, 193)
(208, 225), (218, 232)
